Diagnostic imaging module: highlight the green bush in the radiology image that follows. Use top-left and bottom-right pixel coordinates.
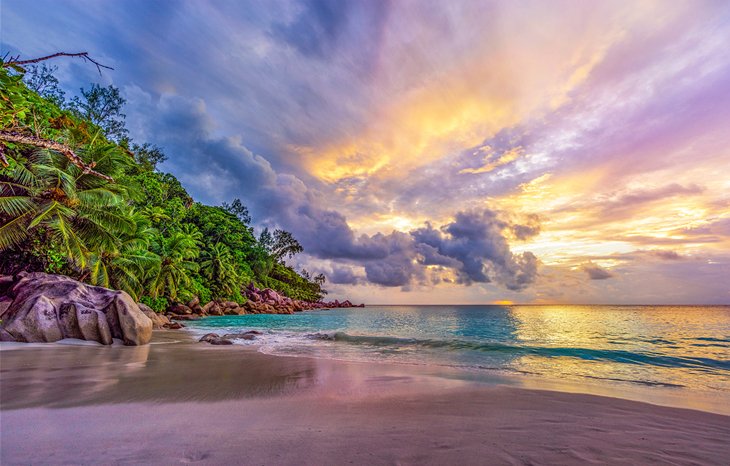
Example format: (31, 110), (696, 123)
(139, 295), (169, 313)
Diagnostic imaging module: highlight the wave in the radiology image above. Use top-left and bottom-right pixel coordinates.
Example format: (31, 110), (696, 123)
(307, 332), (730, 372)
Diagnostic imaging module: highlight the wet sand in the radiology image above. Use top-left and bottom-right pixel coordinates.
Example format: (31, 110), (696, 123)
(1, 331), (729, 465)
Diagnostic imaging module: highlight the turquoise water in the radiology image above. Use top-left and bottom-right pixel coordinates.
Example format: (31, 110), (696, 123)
(186, 305), (730, 393)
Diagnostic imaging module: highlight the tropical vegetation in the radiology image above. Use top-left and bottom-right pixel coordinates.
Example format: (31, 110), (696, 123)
(0, 55), (326, 311)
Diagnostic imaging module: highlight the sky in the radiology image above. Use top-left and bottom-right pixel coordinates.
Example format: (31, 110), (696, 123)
(2, 0), (729, 304)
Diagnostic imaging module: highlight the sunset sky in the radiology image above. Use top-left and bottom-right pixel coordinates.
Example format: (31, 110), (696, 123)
(2, 0), (729, 304)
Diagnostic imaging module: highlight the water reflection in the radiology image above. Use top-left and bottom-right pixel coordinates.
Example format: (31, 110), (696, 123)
(506, 305), (730, 392)
(184, 305), (730, 395)
(0, 339), (319, 409)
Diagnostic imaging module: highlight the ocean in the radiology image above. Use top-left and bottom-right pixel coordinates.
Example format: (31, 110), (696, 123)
(185, 305), (730, 395)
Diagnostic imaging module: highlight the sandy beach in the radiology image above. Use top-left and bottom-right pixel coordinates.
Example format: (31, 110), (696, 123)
(1, 331), (728, 465)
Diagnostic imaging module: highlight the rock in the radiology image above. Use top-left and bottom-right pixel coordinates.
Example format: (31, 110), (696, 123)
(222, 330), (262, 340)
(169, 314), (199, 321)
(209, 338), (233, 345)
(0, 272), (152, 345)
(222, 301), (238, 309)
(223, 333), (256, 340)
(0, 275), (14, 296)
(0, 327), (16, 342)
(0, 296), (12, 319)
(187, 296), (200, 308)
(198, 333), (220, 343)
(198, 332), (233, 345)
(203, 301), (223, 316)
(138, 303), (171, 330)
(164, 322), (184, 330)
(169, 303), (192, 315)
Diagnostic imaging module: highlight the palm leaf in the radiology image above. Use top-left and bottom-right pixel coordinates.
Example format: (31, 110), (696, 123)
(0, 210), (32, 249)
(28, 200), (66, 228)
(79, 208), (136, 235)
(48, 215), (89, 267)
(0, 196), (36, 217)
(76, 187), (121, 207)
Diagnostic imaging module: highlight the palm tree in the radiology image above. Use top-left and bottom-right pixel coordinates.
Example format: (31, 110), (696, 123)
(180, 223), (203, 243)
(86, 210), (161, 300)
(140, 205), (170, 225)
(147, 231), (200, 301)
(0, 146), (135, 268)
(201, 242), (239, 296)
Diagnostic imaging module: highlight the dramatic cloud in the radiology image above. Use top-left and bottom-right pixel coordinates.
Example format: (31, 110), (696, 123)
(125, 89), (536, 289)
(328, 265), (362, 285)
(3, 0), (730, 302)
(412, 211), (538, 290)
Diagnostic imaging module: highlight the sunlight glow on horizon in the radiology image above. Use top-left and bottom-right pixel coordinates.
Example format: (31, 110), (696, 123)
(3, 0), (729, 303)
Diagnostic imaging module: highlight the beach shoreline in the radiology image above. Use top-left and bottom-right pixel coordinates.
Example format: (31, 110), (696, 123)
(2, 330), (729, 465)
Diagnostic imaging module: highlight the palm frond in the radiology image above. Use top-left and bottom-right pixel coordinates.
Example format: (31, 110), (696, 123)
(0, 210), (32, 249)
(89, 256), (110, 289)
(0, 196), (36, 217)
(72, 216), (122, 252)
(9, 160), (41, 188)
(79, 207), (136, 235)
(47, 215), (89, 267)
(28, 200), (69, 228)
(76, 187), (122, 208)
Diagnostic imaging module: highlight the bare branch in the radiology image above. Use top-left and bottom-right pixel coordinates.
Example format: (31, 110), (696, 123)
(0, 143), (8, 167)
(3, 52), (113, 75)
(0, 131), (113, 181)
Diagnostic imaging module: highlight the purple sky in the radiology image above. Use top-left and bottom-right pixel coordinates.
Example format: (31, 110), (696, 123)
(3, 0), (729, 303)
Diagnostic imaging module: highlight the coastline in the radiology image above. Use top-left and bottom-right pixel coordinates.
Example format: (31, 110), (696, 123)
(2, 330), (729, 465)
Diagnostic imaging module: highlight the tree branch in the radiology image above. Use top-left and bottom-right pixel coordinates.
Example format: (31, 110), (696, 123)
(0, 143), (8, 167)
(0, 131), (113, 181)
(3, 52), (113, 75)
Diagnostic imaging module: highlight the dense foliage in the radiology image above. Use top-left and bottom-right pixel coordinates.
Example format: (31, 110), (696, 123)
(0, 60), (326, 310)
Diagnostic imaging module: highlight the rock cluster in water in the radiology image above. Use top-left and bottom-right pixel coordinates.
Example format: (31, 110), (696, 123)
(164, 283), (364, 322)
(0, 272), (152, 345)
(197, 330), (263, 345)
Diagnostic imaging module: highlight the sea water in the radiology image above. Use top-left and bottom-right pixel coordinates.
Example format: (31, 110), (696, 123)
(185, 305), (730, 394)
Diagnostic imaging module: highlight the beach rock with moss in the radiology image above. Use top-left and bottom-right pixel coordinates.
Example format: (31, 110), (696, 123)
(0, 272), (152, 345)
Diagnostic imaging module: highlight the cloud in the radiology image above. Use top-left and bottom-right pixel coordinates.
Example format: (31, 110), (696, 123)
(510, 213), (541, 240)
(328, 265), (362, 285)
(646, 250), (683, 261)
(411, 210), (539, 290)
(125, 90), (538, 290)
(270, 0), (390, 62)
(683, 218), (730, 237)
(582, 263), (613, 280)
(5, 0), (730, 303)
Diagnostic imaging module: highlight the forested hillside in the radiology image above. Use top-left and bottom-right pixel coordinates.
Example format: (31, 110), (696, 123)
(0, 55), (326, 311)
